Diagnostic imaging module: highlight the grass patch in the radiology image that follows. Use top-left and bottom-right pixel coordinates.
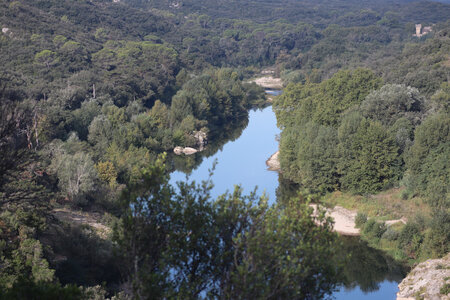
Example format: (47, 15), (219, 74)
(441, 283), (450, 295)
(321, 187), (430, 221)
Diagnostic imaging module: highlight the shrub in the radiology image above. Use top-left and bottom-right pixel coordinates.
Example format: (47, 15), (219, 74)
(363, 219), (387, 239)
(401, 189), (410, 200)
(398, 223), (421, 248)
(372, 222), (387, 239)
(355, 212), (368, 228)
(382, 226), (399, 241)
(363, 219), (376, 235)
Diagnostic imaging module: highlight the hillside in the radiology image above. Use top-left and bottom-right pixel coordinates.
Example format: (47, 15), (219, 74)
(0, 0), (449, 298)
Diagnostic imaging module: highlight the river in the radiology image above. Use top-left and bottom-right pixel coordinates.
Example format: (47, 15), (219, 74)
(170, 106), (406, 299)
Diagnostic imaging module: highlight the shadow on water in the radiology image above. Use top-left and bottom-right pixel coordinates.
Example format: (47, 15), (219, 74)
(276, 175), (409, 296)
(337, 236), (408, 293)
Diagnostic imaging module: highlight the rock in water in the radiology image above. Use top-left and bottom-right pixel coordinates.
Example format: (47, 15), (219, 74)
(174, 146), (184, 155)
(182, 147), (198, 155)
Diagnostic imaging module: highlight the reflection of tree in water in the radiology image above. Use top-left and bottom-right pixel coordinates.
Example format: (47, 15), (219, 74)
(168, 115), (249, 174)
(275, 174), (300, 205)
(337, 236), (408, 293)
(274, 171), (408, 294)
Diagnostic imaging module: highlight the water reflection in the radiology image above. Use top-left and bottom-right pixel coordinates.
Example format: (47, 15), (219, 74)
(168, 106), (408, 299)
(169, 116), (249, 174)
(337, 237), (407, 293)
(265, 89), (283, 96)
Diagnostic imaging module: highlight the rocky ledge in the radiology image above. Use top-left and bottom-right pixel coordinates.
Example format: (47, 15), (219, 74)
(397, 253), (450, 300)
(173, 130), (207, 156)
(266, 151), (281, 171)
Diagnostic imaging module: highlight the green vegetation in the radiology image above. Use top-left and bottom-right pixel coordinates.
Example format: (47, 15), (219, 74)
(114, 156), (340, 298)
(274, 23), (450, 262)
(0, 0), (449, 297)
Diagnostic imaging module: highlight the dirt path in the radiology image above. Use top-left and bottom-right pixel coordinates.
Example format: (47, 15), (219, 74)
(53, 207), (111, 238)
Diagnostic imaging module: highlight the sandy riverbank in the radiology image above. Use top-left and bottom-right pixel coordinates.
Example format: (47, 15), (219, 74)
(251, 76), (283, 89)
(310, 204), (361, 236)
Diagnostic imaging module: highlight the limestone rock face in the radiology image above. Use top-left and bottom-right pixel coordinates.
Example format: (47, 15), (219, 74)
(193, 130), (207, 150)
(397, 253), (450, 300)
(266, 151), (281, 171)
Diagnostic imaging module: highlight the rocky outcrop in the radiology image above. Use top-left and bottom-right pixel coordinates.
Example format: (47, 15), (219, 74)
(266, 151), (281, 171)
(173, 130), (207, 156)
(193, 130), (207, 150)
(397, 253), (450, 300)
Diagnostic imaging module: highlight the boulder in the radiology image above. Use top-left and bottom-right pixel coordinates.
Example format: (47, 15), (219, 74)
(182, 147), (198, 155)
(174, 146), (184, 155)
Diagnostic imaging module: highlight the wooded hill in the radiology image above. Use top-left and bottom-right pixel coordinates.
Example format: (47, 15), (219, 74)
(0, 0), (449, 298)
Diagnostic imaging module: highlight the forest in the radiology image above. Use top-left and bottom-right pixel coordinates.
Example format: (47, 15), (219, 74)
(0, 0), (449, 298)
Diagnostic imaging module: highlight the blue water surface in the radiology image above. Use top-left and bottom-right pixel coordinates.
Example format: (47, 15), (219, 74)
(170, 106), (404, 299)
(170, 107), (280, 202)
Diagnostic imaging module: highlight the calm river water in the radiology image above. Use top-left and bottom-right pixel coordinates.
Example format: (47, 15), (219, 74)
(170, 106), (406, 299)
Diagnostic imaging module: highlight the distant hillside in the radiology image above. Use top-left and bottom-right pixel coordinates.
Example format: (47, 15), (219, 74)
(124, 0), (450, 25)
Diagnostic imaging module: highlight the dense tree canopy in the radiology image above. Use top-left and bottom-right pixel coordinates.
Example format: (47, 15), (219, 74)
(0, 0), (449, 297)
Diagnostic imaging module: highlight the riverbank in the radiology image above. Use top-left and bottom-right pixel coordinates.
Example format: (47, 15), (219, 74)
(251, 76), (283, 89)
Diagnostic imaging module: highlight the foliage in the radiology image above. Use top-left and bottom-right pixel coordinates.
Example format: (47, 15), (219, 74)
(338, 116), (399, 193)
(398, 222), (423, 257)
(360, 84), (426, 127)
(0, 279), (82, 300)
(114, 157), (341, 298)
(355, 212), (368, 228)
(406, 113), (450, 208)
(0, 0), (449, 295)
(52, 150), (97, 204)
(276, 70), (399, 194)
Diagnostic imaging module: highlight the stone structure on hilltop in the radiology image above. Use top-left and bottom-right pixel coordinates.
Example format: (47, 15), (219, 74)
(413, 24), (433, 37)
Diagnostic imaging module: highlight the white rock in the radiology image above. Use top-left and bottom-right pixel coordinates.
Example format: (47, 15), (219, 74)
(182, 147), (198, 155)
(174, 146), (184, 155)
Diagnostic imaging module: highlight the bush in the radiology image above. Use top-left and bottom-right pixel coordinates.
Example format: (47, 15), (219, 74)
(382, 226), (399, 241)
(372, 222), (387, 239)
(398, 223), (422, 248)
(398, 222), (424, 257)
(363, 219), (387, 239)
(355, 212), (368, 228)
(401, 189), (410, 200)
